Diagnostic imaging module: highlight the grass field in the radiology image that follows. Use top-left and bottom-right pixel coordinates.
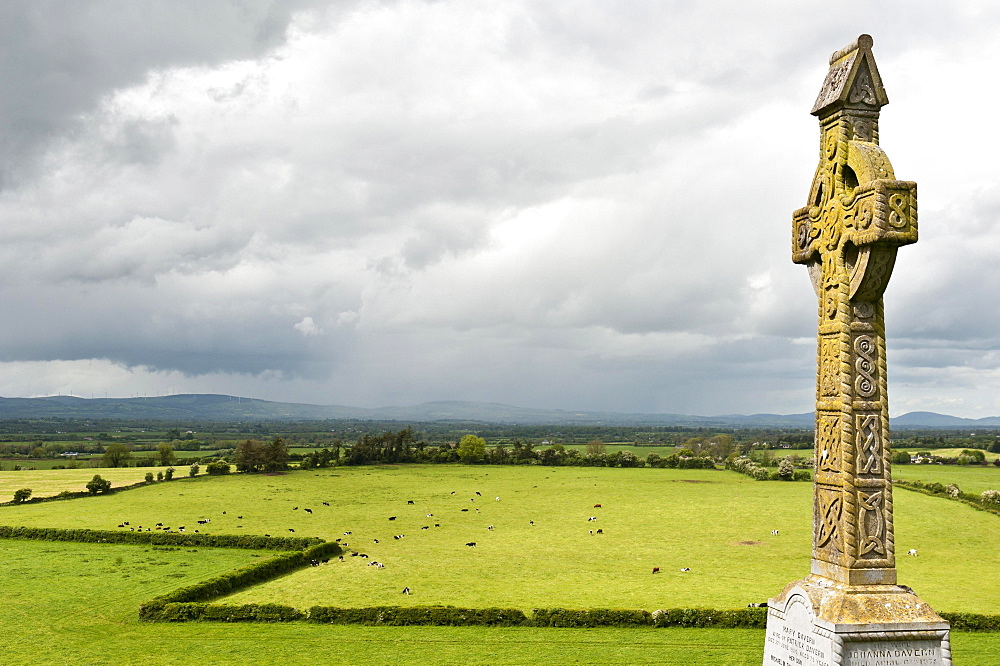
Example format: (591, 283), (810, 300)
(892, 463), (1000, 494)
(3, 464), (1000, 664)
(0, 465), (195, 502)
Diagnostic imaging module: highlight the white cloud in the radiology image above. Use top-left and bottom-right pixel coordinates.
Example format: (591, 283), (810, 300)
(0, 1), (998, 417)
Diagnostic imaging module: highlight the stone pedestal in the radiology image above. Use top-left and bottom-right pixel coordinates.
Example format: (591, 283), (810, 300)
(763, 576), (951, 666)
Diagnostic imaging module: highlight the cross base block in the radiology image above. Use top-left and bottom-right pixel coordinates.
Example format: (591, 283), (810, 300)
(762, 575), (951, 665)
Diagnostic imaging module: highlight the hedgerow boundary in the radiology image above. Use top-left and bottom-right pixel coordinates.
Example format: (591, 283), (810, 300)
(0, 525), (340, 621)
(894, 479), (1000, 518)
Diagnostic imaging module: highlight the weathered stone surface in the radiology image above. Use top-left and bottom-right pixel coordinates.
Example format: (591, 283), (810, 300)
(766, 577), (950, 666)
(763, 34), (950, 666)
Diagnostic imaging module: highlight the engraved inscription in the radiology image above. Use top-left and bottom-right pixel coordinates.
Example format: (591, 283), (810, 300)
(844, 640), (942, 666)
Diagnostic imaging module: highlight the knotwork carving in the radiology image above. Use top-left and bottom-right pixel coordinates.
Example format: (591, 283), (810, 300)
(817, 489), (843, 553)
(818, 414), (841, 472)
(858, 490), (885, 556)
(854, 335), (877, 398)
(857, 414), (881, 475)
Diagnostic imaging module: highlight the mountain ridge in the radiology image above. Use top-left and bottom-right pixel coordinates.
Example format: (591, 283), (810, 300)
(0, 394), (993, 427)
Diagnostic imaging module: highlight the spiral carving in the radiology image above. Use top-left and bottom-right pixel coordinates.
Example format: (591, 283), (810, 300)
(854, 335), (877, 398)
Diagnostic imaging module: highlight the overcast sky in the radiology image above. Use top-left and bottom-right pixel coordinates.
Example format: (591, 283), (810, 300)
(1, 1), (999, 417)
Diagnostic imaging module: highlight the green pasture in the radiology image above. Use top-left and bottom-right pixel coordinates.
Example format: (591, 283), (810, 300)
(892, 463), (1000, 494)
(3, 464), (998, 614)
(0, 465), (198, 502)
(893, 447), (1000, 462)
(2, 465), (1000, 663)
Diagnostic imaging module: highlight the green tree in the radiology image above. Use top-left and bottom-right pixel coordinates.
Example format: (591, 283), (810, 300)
(265, 437), (289, 472)
(457, 434), (486, 464)
(586, 439), (606, 455)
(205, 460), (231, 475)
(102, 442), (132, 468)
(86, 474), (112, 494)
(777, 457), (795, 480)
(12, 488), (31, 503)
(189, 464), (200, 477)
(235, 439), (268, 472)
(156, 442), (176, 466)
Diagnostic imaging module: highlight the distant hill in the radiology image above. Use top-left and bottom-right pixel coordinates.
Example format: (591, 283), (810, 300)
(0, 394), (991, 428)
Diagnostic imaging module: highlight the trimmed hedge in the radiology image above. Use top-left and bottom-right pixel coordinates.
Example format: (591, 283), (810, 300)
(532, 607), (767, 628)
(0, 525), (323, 551)
(308, 606), (529, 626)
(941, 612), (1000, 631)
(140, 541), (341, 620)
(532, 608), (653, 627)
(894, 480), (1000, 518)
(156, 603), (305, 623)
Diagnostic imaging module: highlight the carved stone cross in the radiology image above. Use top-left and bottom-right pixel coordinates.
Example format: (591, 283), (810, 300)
(792, 34), (917, 587)
(765, 36), (949, 666)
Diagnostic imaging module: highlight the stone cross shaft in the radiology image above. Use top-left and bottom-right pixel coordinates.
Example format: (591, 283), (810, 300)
(792, 34), (917, 587)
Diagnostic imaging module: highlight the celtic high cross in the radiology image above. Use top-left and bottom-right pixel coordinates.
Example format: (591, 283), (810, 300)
(792, 34), (917, 587)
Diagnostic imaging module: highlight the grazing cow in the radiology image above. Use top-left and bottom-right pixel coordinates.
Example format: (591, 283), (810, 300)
(426, 513), (434, 517)
(747, 603), (768, 608)
(323, 502), (330, 506)
(376, 562), (385, 568)
(293, 507), (298, 510)
(322, 558), (329, 563)
(344, 531), (352, 535)
(305, 508), (313, 514)
(529, 521), (534, 526)
(360, 554), (369, 558)
(589, 530), (593, 536)
(373, 539), (379, 544)
(156, 523), (163, 527)
(421, 526), (429, 530)
(907, 549), (918, 556)
(461, 509), (469, 512)
(466, 542), (477, 547)
(394, 535), (400, 540)
(123, 522), (129, 525)
(434, 524), (440, 527)
(194, 530), (199, 533)
(771, 530), (779, 535)
(652, 567), (660, 574)
(118, 524), (124, 528)
(310, 559), (319, 567)
(407, 500), (415, 505)
(335, 538), (342, 542)
(389, 516), (397, 521)
(222, 511), (227, 515)
(402, 587), (410, 595)
(495, 497), (500, 502)
(451, 491), (456, 495)
(338, 555), (344, 562)
(594, 504), (602, 508)
(588, 517), (597, 522)
(351, 552), (358, 557)
(596, 529), (603, 534)
(237, 516), (243, 519)
(488, 525), (494, 531)
(288, 528), (295, 532)
(680, 568), (691, 572)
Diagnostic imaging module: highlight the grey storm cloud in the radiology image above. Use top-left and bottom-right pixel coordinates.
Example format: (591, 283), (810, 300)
(1, 0), (1000, 417)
